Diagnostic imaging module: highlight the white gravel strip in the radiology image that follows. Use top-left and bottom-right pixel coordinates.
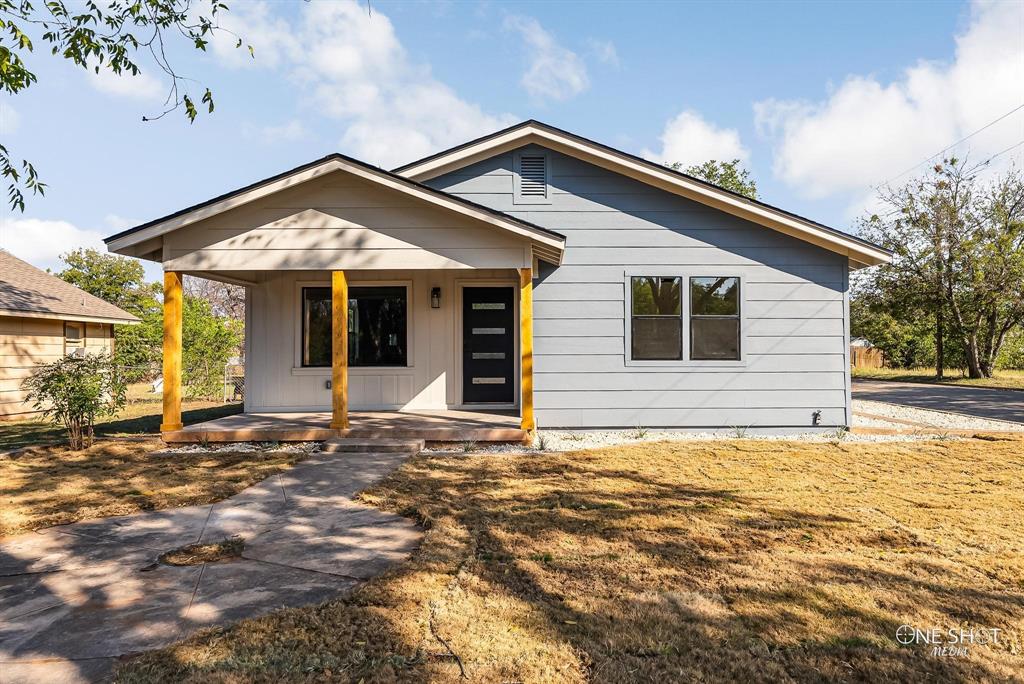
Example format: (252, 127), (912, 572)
(853, 399), (1024, 432)
(423, 428), (956, 456)
(153, 441), (321, 457)
(155, 399), (1021, 458)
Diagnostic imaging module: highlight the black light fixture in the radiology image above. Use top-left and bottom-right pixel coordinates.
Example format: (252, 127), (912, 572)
(430, 287), (441, 309)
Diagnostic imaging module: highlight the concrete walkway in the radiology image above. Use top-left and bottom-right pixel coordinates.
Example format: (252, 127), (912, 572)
(0, 450), (421, 683)
(852, 379), (1024, 424)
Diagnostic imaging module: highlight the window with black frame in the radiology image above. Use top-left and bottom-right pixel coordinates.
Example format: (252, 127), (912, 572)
(630, 276), (682, 360)
(689, 277), (740, 360)
(301, 286), (408, 367)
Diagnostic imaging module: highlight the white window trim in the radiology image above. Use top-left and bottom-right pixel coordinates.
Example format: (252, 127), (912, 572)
(291, 278), (414, 375)
(63, 321), (86, 357)
(623, 269), (747, 368)
(513, 149), (552, 205)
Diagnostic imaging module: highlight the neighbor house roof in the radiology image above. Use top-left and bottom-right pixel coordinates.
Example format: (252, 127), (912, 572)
(0, 250), (140, 324)
(395, 120), (893, 269)
(104, 152), (567, 265)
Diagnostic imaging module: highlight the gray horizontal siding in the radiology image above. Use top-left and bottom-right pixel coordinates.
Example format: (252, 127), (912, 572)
(534, 354), (847, 373)
(429, 144), (851, 429)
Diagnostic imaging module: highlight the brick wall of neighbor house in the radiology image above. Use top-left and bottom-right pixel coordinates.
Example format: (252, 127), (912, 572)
(0, 316), (114, 420)
(428, 144), (851, 429)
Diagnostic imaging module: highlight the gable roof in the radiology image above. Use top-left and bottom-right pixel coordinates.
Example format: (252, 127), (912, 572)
(394, 120), (892, 269)
(0, 250), (140, 324)
(104, 152), (566, 265)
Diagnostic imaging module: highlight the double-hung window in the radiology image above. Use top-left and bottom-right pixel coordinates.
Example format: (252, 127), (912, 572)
(689, 277), (740, 360)
(630, 276), (682, 360)
(301, 286), (408, 367)
(64, 321), (86, 357)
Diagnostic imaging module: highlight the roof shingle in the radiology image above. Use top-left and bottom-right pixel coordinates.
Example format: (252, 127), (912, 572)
(0, 250), (140, 323)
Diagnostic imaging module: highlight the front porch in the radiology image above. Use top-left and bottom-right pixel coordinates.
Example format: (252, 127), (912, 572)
(161, 409), (527, 443)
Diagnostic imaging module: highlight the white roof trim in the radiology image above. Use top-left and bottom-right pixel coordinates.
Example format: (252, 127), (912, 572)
(397, 124), (892, 268)
(106, 156), (565, 261)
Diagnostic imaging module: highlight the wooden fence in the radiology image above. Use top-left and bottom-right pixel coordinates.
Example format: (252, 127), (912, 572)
(850, 346), (884, 369)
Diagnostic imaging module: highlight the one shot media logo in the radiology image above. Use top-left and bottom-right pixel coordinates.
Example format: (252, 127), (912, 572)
(895, 625), (1002, 657)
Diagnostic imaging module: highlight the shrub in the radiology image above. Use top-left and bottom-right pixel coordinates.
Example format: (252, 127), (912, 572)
(23, 353), (127, 449)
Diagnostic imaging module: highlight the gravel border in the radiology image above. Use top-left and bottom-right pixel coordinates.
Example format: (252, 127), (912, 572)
(146, 398), (1023, 459)
(152, 441), (321, 457)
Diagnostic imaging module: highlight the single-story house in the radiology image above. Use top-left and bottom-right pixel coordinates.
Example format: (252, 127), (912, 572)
(104, 120), (891, 440)
(0, 250), (139, 420)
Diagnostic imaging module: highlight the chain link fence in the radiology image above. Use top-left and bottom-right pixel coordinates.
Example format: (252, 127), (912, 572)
(116, 359), (245, 404)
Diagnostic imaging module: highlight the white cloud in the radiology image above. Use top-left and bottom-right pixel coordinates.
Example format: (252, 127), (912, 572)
(0, 218), (106, 272)
(0, 100), (19, 135)
(242, 119), (308, 143)
(212, 1), (300, 69)
(88, 66), (164, 101)
(588, 38), (620, 68)
(504, 15), (589, 102)
(212, 0), (513, 167)
(755, 0), (1024, 199)
(642, 110), (749, 168)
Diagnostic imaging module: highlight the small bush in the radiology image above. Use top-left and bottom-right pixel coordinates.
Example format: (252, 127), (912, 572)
(22, 352), (126, 449)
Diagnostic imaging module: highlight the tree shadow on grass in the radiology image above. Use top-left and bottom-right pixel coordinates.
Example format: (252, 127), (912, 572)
(0, 402), (241, 451)
(94, 445), (1024, 683)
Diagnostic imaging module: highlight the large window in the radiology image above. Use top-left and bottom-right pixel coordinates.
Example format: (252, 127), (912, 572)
(630, 276), (682, 360)
(690, 277), (740, 360)
(301, 286), (408, 367)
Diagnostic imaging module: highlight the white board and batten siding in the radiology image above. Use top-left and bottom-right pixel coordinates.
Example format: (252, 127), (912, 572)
(0, 316), (114, 420)
(170, 171), (532, 412)
(428, 145), (852, 429)
(245, 268), (520, 412)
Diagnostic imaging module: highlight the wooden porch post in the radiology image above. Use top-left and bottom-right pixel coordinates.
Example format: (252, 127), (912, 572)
(330, 270), (350, 430)
(519, 267), (535, 433)
(160, 271), (183, 432)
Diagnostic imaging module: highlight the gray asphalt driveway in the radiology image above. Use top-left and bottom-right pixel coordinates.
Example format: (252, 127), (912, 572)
(0, 449), (421, 684)
(852, 380), (1024, 424)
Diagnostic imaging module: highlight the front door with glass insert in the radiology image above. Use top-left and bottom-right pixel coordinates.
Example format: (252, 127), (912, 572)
(462, 287), (515, 404)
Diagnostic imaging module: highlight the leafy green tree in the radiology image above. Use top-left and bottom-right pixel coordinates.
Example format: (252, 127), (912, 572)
(57, 249), (162, 378)
(23, 352), (126, 449)
(57, 248), (160, 314)
(1, 0), (250, 210)
(670, 159), (758, 199)
(182, 295), (242, 398)
(858, 160), (1024, 378)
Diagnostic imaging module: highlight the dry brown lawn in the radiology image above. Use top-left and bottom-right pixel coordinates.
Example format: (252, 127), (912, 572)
(118, 437), (1024, 683)
(853, 367), (1024, 391)
(0, 440), (303, 537)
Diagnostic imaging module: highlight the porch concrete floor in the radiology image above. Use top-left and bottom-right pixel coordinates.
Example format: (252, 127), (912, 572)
(162, 409), (527, 443)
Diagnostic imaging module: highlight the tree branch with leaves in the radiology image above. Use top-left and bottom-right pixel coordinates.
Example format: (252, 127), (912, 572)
(0, 0), (250, 210)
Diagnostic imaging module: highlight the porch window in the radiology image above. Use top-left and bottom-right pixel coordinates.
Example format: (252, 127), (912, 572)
(689, 277), (740, 360)
(630, 276), (682, 360)
(301, 286), (408, 367)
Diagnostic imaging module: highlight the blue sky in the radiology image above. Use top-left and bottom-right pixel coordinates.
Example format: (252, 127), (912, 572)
(2, 0), (1022, 280)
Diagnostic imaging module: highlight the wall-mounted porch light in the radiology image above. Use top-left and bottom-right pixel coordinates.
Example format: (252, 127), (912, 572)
(431, 287), (441, 309)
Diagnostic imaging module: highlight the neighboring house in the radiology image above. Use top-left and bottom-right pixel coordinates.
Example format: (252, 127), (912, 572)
(0, 250), (139, 420)
(105, 120), (891, 436)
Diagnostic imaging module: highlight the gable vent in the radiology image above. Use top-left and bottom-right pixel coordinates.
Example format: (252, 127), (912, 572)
(518, 155), (547, 197)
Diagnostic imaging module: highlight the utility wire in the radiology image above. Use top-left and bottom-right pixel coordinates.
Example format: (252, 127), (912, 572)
(872, 102), (1024, 189)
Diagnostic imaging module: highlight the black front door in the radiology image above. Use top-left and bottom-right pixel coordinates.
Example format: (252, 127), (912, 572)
(462, 287), (515, 404)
